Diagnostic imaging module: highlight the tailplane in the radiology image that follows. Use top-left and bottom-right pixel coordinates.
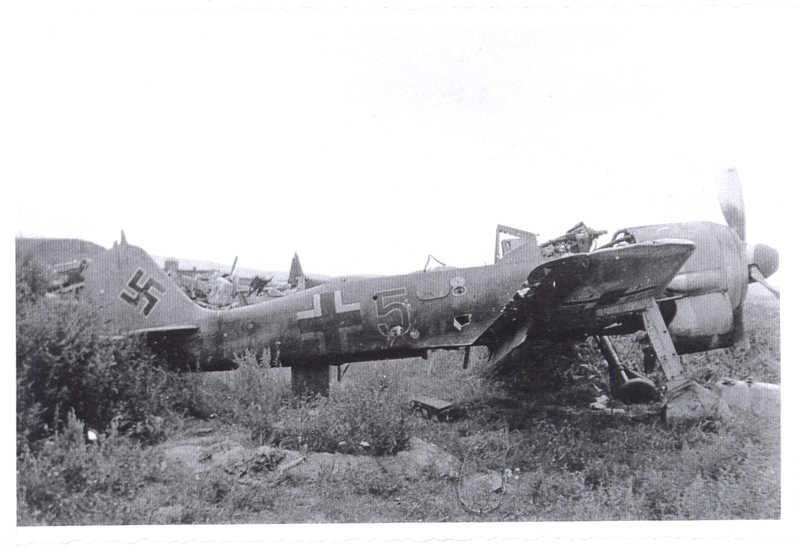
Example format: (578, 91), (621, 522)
(82, 232), (205, 334)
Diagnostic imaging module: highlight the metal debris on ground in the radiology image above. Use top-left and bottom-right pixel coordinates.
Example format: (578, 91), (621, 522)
(590, 395), (610, 410)
(411, 395), (460, 422)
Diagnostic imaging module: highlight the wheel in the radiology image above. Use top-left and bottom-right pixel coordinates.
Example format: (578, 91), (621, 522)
(616, 377), (660, 404)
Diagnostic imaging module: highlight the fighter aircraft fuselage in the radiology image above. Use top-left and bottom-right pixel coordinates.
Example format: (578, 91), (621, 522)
(85, 233), (696, 381)
(191, 262), (527, 370)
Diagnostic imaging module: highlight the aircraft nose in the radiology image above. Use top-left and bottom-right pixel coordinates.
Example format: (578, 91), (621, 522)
(749, 243), (779, 278)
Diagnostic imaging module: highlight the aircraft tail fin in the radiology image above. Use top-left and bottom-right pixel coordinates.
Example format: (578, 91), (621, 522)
(288, 252), (305, 289)
(82, 232), (205, 334)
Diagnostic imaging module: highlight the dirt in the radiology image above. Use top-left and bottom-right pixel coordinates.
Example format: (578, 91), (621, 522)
(156, 419), (461, 484)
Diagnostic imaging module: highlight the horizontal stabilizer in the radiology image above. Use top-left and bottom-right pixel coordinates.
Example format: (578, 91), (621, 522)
(112, 324), (200, 339)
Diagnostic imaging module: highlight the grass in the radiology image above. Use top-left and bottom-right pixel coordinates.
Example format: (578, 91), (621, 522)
(16, 291), (780, 525)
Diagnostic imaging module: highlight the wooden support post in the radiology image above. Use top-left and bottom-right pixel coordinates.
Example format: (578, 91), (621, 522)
(291, 363), (331, 398)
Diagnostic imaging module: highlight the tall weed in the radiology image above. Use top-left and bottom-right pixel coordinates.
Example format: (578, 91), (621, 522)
(280, 368), (410, 456)
(228, 351), (292, 444)
(17, 410), (165, 525)
(221, 356), (411, 456)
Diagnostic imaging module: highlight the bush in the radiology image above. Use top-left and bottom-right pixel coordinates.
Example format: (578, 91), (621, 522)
(17, 409), (165, 525)
(486, 338), (610, 405)
(16, 284), (205, 451)
(16, 253), (50, 311)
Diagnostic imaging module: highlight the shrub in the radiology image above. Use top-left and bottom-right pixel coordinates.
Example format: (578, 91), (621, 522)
(16, 292), (204, 451)
(17, 409), (165, 525)
(16, 252), (50, 311)
(486, 338), (610, 405)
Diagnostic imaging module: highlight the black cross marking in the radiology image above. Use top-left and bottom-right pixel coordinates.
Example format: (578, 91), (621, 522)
(297, 290), (362, 353)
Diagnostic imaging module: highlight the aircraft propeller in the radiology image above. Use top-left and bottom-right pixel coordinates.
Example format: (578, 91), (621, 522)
(221, 255), (238, 280)
(717, 168), (780, 299)
(716, 168), (779, 353)
(718, 167), (747, 242)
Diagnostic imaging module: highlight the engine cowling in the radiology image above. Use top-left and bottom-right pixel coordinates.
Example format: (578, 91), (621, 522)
(624, 221), (747, 354)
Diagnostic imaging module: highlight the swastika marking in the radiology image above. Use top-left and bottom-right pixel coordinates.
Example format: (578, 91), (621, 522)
(119, 269), (166, 317)
(297, 290), (362, 353)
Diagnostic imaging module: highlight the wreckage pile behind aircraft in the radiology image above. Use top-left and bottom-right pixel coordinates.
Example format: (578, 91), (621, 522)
(163, 253), (313, 309)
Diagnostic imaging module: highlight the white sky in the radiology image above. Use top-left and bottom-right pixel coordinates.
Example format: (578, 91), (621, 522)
(7, 2), (795, 283)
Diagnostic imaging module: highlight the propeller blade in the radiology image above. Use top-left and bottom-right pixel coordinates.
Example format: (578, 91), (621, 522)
(229, 255), (238, 276)
(750, 266), (780, 299)
(718, 167), (746, 241)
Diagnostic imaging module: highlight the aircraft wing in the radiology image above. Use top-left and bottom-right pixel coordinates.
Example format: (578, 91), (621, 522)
(478, 239), (696, 365)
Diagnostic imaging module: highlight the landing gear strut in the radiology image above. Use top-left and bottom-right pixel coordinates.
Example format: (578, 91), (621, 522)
(639, 297), (731, 422)
(596, 297), (733, 422)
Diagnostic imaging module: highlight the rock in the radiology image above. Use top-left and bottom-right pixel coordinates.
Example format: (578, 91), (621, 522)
(459, 471), (504, 513)
(382, 437), (459, 480)
(202, 441), (250, 474)
(283, 451), (383, 482)
(160, 440), (207, 475)
(462, 471), (503, 494)
(237, 446), (287, 475)
(664, 380), (733, 424)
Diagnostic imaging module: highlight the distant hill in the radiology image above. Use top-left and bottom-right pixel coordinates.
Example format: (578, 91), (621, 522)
(16, 237), (107, 268)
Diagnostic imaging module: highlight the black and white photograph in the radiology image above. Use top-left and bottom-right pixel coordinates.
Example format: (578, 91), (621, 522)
(8, 0), (793, 549)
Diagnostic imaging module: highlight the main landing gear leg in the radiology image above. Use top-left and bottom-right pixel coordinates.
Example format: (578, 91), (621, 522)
(291, 363), (332, 399)
(640, 297), (731, 423)
(594, 335), (660, 403)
